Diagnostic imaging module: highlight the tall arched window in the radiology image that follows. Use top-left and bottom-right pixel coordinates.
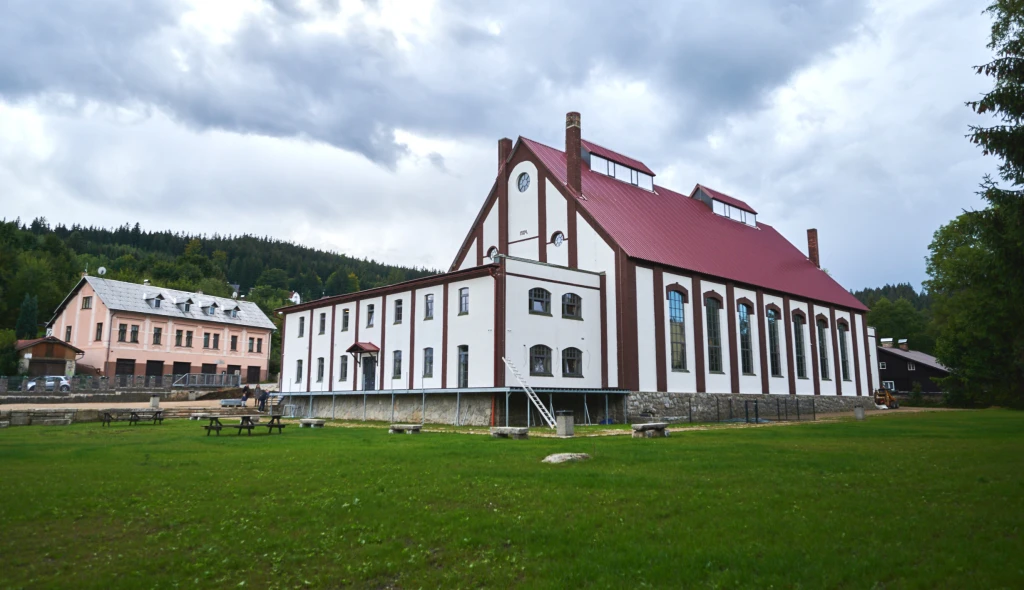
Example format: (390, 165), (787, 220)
(529, 288), (551, 315)
(739, 303), (754, 374)
(767, 309), (782, 377)
(817, 318), (830, 380)
(668, 291), (686, 371)
(562, 347), (582, 377)
(793, 314), (807, 379)
(705, 296), (723, 373)
(530, 345), (552, 376)
(838, 322), (850, 381)
(562, 293), (582, 319)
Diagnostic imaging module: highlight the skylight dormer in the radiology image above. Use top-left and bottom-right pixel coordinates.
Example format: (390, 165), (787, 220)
(143, 293), (165, 309)
(582, 140), (655, 191)
(692, 185), (758, 228)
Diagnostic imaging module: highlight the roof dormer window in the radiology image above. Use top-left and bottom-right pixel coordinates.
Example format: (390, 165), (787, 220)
(589, 154), (654, 191)
(143, 293), (165, 309)
(203, 302), (219, 316)
(693, 185), (758, 228)
(224, 304), (240, 319)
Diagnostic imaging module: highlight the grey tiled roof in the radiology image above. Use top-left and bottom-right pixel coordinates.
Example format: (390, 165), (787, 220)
(876, 346), (948, 372)
(81, 276), (276, 330)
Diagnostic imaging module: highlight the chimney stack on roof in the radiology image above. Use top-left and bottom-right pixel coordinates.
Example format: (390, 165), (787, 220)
(880, 338), (894, 348)
(898, 338), (909, 351)
(807, 228), (820, 268)
(498, 137), (512, 172)
(565, 111), (582, 195)
(143, 279), (150, 286)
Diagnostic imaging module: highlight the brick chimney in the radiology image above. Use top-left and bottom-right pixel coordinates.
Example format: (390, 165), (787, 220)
(498, 137), (512, 172)
(807, 228), (820, 268)
(898, 339), (909, 351)
(565, 111), (582, 194)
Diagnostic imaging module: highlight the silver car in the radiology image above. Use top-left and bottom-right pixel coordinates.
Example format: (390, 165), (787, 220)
(26, 375), (71, 392)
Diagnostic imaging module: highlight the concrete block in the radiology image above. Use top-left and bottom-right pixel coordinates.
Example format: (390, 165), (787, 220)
(388, 424), (422, 434)
(491, 427), (529, 440)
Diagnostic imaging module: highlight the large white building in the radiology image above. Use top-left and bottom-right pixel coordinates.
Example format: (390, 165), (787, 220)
(279, 113), (879, 425)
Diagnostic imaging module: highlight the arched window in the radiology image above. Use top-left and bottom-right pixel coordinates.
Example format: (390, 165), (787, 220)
(838, 322), (850, 381)
(793, 314), (807, 379)
(529, 288), (551, 315)
(562, 347), (583, 377)
(817, 318), (830, 380)
(738, 303), (754, 374)
(562, 293), (582, 319)
(705, 296), (723, 373)
(668, 291), (686, 371)
(530, 345), (552, 376)
(767, 309), (782, 377)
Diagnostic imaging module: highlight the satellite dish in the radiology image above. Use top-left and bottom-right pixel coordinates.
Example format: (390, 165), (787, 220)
(97, 267), (107, 276)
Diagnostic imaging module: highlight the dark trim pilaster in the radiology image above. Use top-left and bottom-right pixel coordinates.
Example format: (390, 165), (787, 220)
(726, 283), (739, 394)
(600, 272), (609, 389)
(830, 307), (841, 395)
(408, 290), (417, 390)
(493, 258), (506, 387)
(653, 268), (667, 392)
(808, 302), (821, 395)
(756, 291), (769, 394)
(441, 283), (449, 388)
(537, 177), (547, 263)
(850, 312), (862, 396)
(567, 199), (578, 268)
(862, 315), (874, 394)
(783, 296), (796, 395)
(379, 294), (388, 387)
(353, 303), (360, 390)
(693, 276), (706, 393)
(328, 305), (336, 391)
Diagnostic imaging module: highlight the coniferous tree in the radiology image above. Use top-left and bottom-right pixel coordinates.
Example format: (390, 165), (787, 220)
(14, 294), (38, 339)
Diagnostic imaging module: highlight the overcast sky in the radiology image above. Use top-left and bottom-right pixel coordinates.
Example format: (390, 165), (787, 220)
(0, 0), (996, 291)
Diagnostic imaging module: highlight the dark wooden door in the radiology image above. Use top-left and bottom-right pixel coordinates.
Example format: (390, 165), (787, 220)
(201, 363), (217, 375)
(172, 362), (191, 376)
(145, 360), (164, 377)
(115, 359), (136, 387)
(362, 356), (376, 391)
(246, 366), (261, 384)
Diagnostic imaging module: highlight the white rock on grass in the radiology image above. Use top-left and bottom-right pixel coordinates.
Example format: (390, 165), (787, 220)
(542, 453), (591, 464)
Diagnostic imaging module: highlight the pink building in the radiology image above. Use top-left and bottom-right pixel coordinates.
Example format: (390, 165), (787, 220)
(47, 276), (276, 383)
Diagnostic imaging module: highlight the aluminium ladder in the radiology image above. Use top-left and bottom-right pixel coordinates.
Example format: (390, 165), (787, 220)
(502, 357), (556, 429)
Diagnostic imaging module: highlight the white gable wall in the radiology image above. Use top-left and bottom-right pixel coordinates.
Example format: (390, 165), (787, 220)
(575, 213), (618, 388)
(545, 178), (569, 267)
(635, 267), (657, 392)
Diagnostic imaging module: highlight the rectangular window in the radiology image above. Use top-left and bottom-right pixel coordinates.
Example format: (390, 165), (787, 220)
(296, 359), (303, 383)
(424, 294), (434, 319)
(879, 361), (887, 370)
(153, 327), (162, 346)
(459, 288), (469, 314)
(529, 288), (551, 314)
(367, 304), (375, 327)
(393, 350), (402, 378)
(248, 337), (254, 352)
(185, 331), (193, 348)
(130, 325), (139, 343)
(341, 309), (350, 331)
(767, 311), (782, 377)
(230, 335), (237, 351)
(212, 333), (220, 349)
(256, 338), (262, 353)
(298, 316), (305, 338)
(794, 316), (807, 378)
(739, 304), (754, 375)
(423, 347), (433, 377)
(457, 345), (469, 388)
(82, 296), (92, 310)
(319, 313), (326, 335)
(562, 293), (582, 320)
(908, 362), (916, 371)
(64, 326), (72, 342)
(394, 299), (403, 324)
(882, 380), (895, 390)
(838, 325), (850, 381)
(95, 322), (103, 342)
(705, 297), (723, 373)
(668, 291), (686, 371)
(203, 332), (210, 349)
(317, 357), (324, 382)
(118, 324), (127, 342)
(175, 329), (183, 347)
(817, 319), (830, 380)
(153, 298), (161, 309)
(339, 356), (348, 381)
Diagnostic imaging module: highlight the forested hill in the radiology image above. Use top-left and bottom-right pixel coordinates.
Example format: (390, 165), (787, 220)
(0, 217), (438, 334)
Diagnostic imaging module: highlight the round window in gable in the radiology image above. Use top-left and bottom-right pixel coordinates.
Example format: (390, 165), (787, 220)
(517, 172), (530, 192)
(551, 231), (565, 247)
(487, 246), (499, 260)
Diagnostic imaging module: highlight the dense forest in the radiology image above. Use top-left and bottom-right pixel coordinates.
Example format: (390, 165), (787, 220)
(0, 218), (437, 375)
(850, 283), (936, 354)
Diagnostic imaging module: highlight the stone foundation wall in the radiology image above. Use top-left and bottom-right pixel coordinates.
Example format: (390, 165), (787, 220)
(0, 389), (202, 405)
(281, 393), (495, 426)
(626, 391), (874, 423)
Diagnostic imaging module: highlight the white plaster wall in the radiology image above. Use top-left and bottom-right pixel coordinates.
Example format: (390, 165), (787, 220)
(482, 201), (499, 259)
(545, 178), (569, 267)
(504, 265), (602, 389)
(663, 273), (697, 394)
(309, 305), (334, 394)
(380, 290), (412, 391)
(763, 294), (789, 395)
(459, 238), (477, 270)
(413, 286), (444, 389)
(357, 296), (383, 390)
(332, 303), (357, 390)
(816, 309), (839, 396)
(508, 239), (538, 259)
(867, 326), (880, 391)
(702, 280), (730, 394)
(635, 267), (657, 392)
(446, 276), (494, 388)
(508, 160), (539, 259)
(575, 213), (618, 387)
(854, 313), (870, 396)
(734, 287), (761, 394)
(789, 301), (814, 395)
(281, 311), (308, 394)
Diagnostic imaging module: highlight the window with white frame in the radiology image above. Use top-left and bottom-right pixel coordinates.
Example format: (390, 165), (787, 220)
(879, 361), (887, 370)
(424, 294), (434, 320)
(459, 288), (469, 314)
(295, 359), (303, 383)
(908, 362), (916, 371)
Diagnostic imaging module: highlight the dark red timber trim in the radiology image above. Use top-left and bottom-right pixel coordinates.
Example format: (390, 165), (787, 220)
(783, 296), (796, 395)
(861, 314), (874, 394)
(441, 283), (449, 388)
(499, 165), (509, 257)
(451, 180), (498, 271)
(537, 177), (547, 263)
(808, 303), (821, 395)
(353, 303), (360, 390)
(623, 256), (639, 391)
(756, 291), (769, 394)
(475, 226), (484, 266)
(408, 289), (417, 390)
(567, 199), (578, 268)
(847, 315), (861, 395)
(693, 276), (706, 393)
(493, 257), (507, 387)
(379, 294), (388, 387)
(279, 313), (287, 392)
(504, 272), (600, 290)
(328, 305), (336, 391)
(653, 268), (667, 392)
(305, 309), (313, 393)
(599, 272), (609, 389)
(666, 283), (689, 298)
(830, 307), (842, 395)
(726, 283), (739, 393)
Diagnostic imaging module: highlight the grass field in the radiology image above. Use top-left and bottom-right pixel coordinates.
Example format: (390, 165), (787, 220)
(1, 410), (1022, 589)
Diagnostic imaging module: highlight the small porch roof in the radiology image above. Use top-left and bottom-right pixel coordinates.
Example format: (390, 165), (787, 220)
(346, 342), (380, 354)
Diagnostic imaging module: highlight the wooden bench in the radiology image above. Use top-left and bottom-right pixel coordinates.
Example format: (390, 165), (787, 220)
(101, 412), (116, 427)
(631, 422), (669, 438)
(220, 399), (244, 408)
(129, 411), (163, 426)
(490, 427), (529, 440)
(389, 424), (422, 434)
(299, 419), (326, 428)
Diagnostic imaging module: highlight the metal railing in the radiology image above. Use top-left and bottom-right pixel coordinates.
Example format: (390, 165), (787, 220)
(0, 373), (241, 393)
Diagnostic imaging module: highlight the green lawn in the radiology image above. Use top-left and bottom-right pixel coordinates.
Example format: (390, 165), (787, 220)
(1, 411), (1022, 589)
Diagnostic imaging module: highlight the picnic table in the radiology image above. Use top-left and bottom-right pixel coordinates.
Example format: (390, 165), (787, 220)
(101, 409), (163, 427)
(201, 414), (285, 436)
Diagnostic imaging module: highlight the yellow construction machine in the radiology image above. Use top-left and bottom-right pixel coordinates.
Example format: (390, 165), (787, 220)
(874, 387), (900, 409)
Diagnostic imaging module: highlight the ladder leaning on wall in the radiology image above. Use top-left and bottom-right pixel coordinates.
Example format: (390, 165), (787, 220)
(502, 357), (556, 429)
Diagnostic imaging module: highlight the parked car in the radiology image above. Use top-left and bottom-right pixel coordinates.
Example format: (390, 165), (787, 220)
(26, 375), (71, 392)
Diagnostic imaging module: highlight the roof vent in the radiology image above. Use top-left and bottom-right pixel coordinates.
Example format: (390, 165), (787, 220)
(143, 279), (150, 286)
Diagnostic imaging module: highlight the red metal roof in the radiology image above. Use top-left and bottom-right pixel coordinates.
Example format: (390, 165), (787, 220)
(522, 137), (867, 311)
(582, 139), (655, 176)
(694, 184), (758, 215)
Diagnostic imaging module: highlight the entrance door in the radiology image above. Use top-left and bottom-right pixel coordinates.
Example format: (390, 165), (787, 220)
(115, 359), (136, 387)
(146, 360), (164, 377)
(172, 362), (191, 377)
(201, 363), (217, 375)
(247, 366), (261, 384)
(362, 356), (376, 391)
